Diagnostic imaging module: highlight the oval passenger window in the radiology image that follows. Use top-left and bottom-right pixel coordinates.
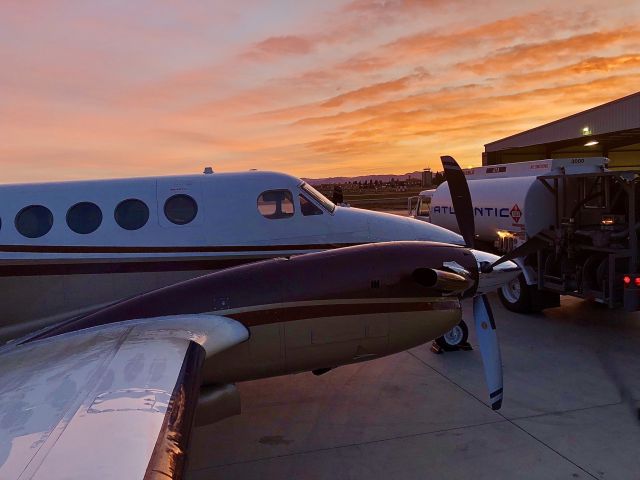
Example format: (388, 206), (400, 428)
(257, 190), (295, 219)
(164, 194), (198, 225)
(16, 205), (54, 238)
(114, 199), (149, 230)
(67, 202), (103, 234)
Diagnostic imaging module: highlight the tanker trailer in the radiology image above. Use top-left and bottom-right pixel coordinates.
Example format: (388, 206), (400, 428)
(411, 157), (640, 313)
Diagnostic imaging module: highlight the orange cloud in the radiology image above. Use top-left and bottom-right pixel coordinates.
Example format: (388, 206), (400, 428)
(462, 26), (640, 75)
(294, 83), (491, 127)
(295, 74), (640, 174)
(243, 35), (315, 60)
(320, 70), (430, 108)
(502, 54), (640, 88)
(334, 9), (595, 74)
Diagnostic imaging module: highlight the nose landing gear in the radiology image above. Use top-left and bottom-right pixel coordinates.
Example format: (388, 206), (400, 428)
(431, 320), (471, 353)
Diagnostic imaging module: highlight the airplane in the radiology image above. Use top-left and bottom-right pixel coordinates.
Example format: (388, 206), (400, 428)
(0, 169), (463, 343)
(0, 158), (521, 479)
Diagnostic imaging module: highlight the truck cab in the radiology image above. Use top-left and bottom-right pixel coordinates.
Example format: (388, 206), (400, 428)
(408, 189), (435, 222)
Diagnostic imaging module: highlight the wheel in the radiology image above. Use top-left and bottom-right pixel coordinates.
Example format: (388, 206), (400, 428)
(435, 320), (469, 351)
(498, 272), (535, 313)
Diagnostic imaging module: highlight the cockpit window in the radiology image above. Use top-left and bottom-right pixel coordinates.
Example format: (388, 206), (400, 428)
(257, 190), (295, 219)
(300, 182), (335, 213)
(299, 194), (323, 216)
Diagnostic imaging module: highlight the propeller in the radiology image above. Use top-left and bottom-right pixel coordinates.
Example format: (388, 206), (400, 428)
(440, 155), (504, 410)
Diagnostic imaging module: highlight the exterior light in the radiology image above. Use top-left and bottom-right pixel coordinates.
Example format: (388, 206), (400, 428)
(624, 275), (631, 285)
(582, 126), (592, 135)
(636, 277), (640, 287)
(496, 230), (515, 239)
(584, 140), (598, 146)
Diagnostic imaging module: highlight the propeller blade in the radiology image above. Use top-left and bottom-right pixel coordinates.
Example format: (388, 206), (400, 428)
(489, 229), (555, 270)
(439, 155), (505, 409)
(440, 155), (475, 248)
(473, 294), (503, 410)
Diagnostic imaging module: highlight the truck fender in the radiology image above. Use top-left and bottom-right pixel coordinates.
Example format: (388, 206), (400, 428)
(513, 257), (537, 286)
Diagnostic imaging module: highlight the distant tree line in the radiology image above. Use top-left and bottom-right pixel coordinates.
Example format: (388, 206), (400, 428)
(316, 171), (447, 193)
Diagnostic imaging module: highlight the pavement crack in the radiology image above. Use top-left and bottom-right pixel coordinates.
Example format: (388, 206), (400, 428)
(509, 401), (624, 421)
(190, 418), (506, 472)
(407, 350), (600, 480)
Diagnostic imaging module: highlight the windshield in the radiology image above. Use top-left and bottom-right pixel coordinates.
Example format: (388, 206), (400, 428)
(419, 197), (431, 216)
(300, 182), (336, 213)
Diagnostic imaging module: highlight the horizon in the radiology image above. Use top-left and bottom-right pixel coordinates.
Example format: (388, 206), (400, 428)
(2, 1), (639, 183)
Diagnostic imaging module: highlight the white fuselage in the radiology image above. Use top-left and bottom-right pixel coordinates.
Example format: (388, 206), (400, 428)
(0, 170), (462, 341)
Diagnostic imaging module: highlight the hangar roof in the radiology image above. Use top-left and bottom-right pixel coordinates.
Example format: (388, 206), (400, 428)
(483, 92), (640, 168)
(485, 92), (640, 151)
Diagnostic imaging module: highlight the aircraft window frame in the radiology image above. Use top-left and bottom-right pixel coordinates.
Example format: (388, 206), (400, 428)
(66, 202), (103, 234)
(299, 194), (323, 216)
(257, 189), (295, 219)
(300, 182), (335, 213)
(15, 205), (54, 238)
(164, 194), (198, 225)
(114, 198), (149, 231)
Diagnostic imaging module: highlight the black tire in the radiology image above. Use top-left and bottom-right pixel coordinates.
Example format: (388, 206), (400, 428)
(498, 272), (536, 313)
(435, 320), (469, 351)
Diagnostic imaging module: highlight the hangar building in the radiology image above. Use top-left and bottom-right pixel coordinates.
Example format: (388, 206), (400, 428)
(483, 91), (640, 170)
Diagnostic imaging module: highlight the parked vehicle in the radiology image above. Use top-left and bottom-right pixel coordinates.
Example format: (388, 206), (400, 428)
(410, 157), (640, 312)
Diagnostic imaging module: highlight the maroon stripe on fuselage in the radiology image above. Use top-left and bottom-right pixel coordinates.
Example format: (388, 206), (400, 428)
(0, 258), (266, 277)
(0, 243), (362, 277)
(0, 243), (360, 254)
(225, 301), (459, 327)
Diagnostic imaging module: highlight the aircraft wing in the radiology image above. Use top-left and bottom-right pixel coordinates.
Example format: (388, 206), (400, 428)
(0, 314), (248, 480)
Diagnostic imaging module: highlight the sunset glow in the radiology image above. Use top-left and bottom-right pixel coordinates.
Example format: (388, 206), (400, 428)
(1, 0), (639, 182)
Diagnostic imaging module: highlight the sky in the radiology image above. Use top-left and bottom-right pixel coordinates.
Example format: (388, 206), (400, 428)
(1, 0), (639, 183)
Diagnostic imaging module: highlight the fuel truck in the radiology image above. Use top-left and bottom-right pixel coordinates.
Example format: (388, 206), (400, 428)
(409, 157), (640, 313)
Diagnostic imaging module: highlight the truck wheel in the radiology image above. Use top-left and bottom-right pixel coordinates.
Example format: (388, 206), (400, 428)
(498, 273), (535, 313)
(435, 320), (469, 351)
